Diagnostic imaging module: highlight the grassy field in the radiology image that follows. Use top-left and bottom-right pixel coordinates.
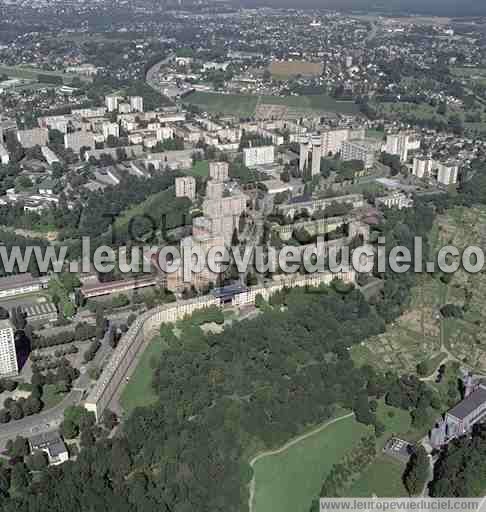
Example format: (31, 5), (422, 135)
(0, 65), (85, 85)
(183, 92), (258, 117)
(183, 159), (210, 177)
(119, 336), (167, 414)
(252, 414), (370, 512)
(42, 384), (67, 410)
(347, 455), (408, 497)
(183, 91), (359, 117)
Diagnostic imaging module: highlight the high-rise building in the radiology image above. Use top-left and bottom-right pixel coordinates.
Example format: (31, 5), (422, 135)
(105, 95), (119, 112)
(341, 139), (378, 169)
(437, 162), (459, 186)
(311, 144), (321, 176)
(0, 319), (18, 377)
(320, 128), (351, 156)
(385, 131), (421, 163)
(412, 156), (434, 178)
(17, 128), (49, 148)
(0, 144), (9, 165)
(209, 161), (229, 182)
(175, 176), (196, 200)
(129, 96), (144, 113)
(102, 122), (120, 140)
(64, 131), (96, 153)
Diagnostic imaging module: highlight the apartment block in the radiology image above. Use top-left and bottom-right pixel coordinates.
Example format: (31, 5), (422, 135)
(243, 145), (274, 167)
(0, 319), (18, 377)
(209, 161), (229, 182)
(17, 128), (49, 148)
(175, 176), (196, 200)
(341, 139), (378, 169)
(64, 131), (96, 153)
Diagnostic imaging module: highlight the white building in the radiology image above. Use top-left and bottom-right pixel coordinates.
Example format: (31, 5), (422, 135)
(412, 156), (434, 178)
(41, 146), (60, 165)
(243, 145), (274, 167)
(156, 126), (173, 141)
(341, 139), (378, 169)
(0, 319), (18, 377)
(105, 95), (119, 112)
(64, 131), (95, 153)
(175, 176), (196, 200)
(129, 96), (144, 113)
(17, 128), (49, 148)
(102, 122), (120, 140)
(385, 132), (421, 163)
(375, 192), (413, 210)
(437, 162), (459, 186)
(0, 144), (9, 165)
(209, 161), (229, 182)
(29, 431), (69, 466)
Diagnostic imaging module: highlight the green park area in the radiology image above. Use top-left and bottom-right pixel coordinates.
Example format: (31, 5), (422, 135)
(183, 159), (210, 177)
(119, 336), (167, 414)
(183, 91), (359, 117)
(252, 400), (413, 512)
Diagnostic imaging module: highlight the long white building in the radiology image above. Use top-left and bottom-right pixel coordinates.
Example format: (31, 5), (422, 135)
(0, 319), (18, 377)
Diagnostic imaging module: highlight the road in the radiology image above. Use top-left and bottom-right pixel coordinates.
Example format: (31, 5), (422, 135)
(0, 390), (83, 449)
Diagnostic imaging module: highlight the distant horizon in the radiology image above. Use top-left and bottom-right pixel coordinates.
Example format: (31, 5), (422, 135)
(239, 0), (486, 18)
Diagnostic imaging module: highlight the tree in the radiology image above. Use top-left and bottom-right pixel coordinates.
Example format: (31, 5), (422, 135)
(0, 408), (10, 423)
(10, 463), (30, 491)
(404, 445), (429, 496)
(103, 409), (118, 431)
(60, 418), (79, 439)
(26, 451), (48, 471)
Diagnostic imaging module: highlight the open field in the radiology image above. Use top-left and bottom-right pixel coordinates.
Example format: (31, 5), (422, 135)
(252, 414), (369, 512)
(0, 64), (87, 84)
(183, 159), (209, 178)
(183, 92), (258, 117)
(252, 400), (413, 511)
(119, 335), (167, 413)
(269, 60), (323, 79)
(183, 91), (359, 117)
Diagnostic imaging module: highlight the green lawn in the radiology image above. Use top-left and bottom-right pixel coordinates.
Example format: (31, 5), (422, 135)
(42, 384), (67, 410)
(183, 91), (359, 117)
(0, 65), (85, 84)
(252, 414), (370, 512)
(260, 94), (359, 114)
(119, 336), (167, 414)
(183, 160), (210, 177)
(183, 91), (258, 117)
(347, 455), (407, 497)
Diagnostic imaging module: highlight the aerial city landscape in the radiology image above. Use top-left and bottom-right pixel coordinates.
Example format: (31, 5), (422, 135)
(0, 0), (486, 510)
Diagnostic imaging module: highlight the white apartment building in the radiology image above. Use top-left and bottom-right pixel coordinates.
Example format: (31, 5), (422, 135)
(17, 128), (49, 148)
(341, 139), (378, 169)
(0, 319), (18, 377)
(129, 96), (144, 113)
(412, 156), (434, 178)
(102, 122), (120, 140)
(105, 95), (119, 112)
(375, 192), (413, 210)
(385, 132), (421, 162)
(175, 176), (196, 200)
(0, 144), (9, 165)
(320, 128), (351, 156)
(243, 145), (274, 167)
(156, 126), (173, 141)
(209, 161), (229, 182)
(437, 162), (459, 186)
(64, 131), (96, 153)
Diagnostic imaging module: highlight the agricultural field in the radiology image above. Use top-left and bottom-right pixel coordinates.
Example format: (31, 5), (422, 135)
(183, 91), (359, 117)
(183, 91), (258, 117)
(269, 60), (323, 79)
(352, 206), (486, 375)
(0, 64), (86, 85)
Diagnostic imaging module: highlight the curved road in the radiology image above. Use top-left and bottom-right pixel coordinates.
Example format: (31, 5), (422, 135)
(0, 389), (83, 448)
